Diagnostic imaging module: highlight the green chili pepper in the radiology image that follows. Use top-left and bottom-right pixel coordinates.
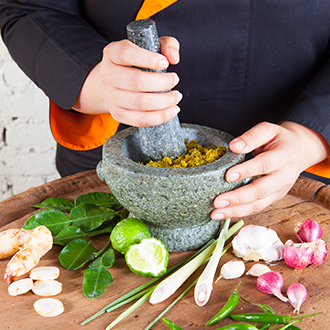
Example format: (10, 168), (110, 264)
(286, 325), (302, 330)
(230, 312), (322, 324)
(205, 281), (242, 326)
(240, 297), (274, 314)
(162, 317), (183, 330)
(213, 323), (258, 330)
(258, 323), (272, 330)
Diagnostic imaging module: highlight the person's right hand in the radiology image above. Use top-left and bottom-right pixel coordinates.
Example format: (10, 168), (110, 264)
(73, 37), (182, 127)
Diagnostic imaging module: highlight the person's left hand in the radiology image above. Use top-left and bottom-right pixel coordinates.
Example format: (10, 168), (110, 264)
(211, 121), (330, 220)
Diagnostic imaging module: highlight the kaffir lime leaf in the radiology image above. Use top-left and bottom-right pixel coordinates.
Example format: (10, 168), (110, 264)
(110, 218), (151, 254)
(125, 238), (169, 277)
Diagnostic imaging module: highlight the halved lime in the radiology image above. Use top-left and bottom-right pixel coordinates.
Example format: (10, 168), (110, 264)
(125, 238), (169, 277)
(110, 217), (151, 254)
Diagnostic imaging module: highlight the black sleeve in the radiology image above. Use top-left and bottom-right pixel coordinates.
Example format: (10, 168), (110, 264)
(0, 0), (108, 109)
(281, 55), (330, 146)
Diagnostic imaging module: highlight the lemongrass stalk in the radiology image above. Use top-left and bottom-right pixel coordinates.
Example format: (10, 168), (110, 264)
(106, 284), (158, 313)
(149, 219), (243, 305)
(145, 242), (233, 329)
(106, 287), (154, 330)
(194, 218), (231, 306)
(81, 237), (216, 325)
(145, 277), (199, 330)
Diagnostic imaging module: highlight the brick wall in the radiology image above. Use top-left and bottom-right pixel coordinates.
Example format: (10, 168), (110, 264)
(0, 39), (60, 202)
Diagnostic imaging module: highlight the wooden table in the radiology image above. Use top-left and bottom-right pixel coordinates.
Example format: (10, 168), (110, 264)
(0, 170), (329, 330)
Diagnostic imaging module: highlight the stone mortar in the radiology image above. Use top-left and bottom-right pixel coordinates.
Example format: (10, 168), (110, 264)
(97, 123), (251, 252)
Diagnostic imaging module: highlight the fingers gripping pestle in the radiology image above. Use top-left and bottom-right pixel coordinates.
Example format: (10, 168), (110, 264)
(126, 19), (186, 162)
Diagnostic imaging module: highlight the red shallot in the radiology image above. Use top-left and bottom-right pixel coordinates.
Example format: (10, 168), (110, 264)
(256, 271), (288, 302)
(296, 219), (323, 243)
(284, 239), (327, 269)
(287, 283), (307, 314)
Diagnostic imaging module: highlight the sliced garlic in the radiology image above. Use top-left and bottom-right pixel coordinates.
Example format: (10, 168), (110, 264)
(217, 260), (245, 281)
(33, 298), (64, 317)
(8, 278), (33, 296)
(30, 266), (60, 281)
(246, 263), (271, 277)
(32, 280), (62, 296)
(232, 225), (284, 262)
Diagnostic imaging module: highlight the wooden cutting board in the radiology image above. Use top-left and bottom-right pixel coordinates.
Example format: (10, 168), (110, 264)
(0, 170), (329, 330)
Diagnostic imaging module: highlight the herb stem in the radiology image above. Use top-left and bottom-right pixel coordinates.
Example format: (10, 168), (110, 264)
(106, 287), (155, 330)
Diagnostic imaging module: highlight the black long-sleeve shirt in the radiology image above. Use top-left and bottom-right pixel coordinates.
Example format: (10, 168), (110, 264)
(1, 0), (330, 144)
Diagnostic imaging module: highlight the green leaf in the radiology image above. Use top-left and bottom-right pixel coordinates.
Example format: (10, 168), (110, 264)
(23, 209), (71, 236)
(119, 207), (129, 220)
(89, 248), (115, 269)
(86, 220), (120, 236)
(162, 318), (183, 330)
(83, 266), (113, 299)
(59, 238), (96, 270)
(53, 226), (87, 246)
(70, 203), (117, 232)
(75, 192), (121, 209)
(31, 197), (74, 212)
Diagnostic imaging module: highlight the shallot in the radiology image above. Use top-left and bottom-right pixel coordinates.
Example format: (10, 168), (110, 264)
(256, 271), (288, 302)
(287, 283), (307, 314)
(296, 219), (323, 243)
(284, 239), (327, 269)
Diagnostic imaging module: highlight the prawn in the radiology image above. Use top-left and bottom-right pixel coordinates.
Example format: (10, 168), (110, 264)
(0, 226), (53, 284)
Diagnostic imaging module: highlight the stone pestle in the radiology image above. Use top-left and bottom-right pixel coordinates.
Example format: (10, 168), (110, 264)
(126, 19), (186, 162)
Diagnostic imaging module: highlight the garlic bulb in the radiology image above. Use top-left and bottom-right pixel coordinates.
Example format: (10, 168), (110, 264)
(232, 225), (284, 262)
(246, 263), (271, 277)
(287, 283), (307, 314)
(218, 260), (245, 280)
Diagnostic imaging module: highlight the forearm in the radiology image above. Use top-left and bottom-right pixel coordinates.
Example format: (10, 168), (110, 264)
(0, 1), (108, 109)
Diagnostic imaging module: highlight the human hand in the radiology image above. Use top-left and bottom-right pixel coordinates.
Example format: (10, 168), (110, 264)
(211, 121), (330, 219)
(73, 37), (182, 127)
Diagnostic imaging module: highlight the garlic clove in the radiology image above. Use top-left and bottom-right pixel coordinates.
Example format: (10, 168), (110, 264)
(286, 283), (307, 314)
(246, 263), (271, 277)
(232, 225), (284, 262)
(217, 260), (245, 281)
(256, 271), (288, 302)
(283, 239), (313, 269)
(296, 219), (323, 243)
(310, 239), (327, 266)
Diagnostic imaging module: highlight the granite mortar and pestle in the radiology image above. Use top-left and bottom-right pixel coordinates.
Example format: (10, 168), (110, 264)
(97, 19), (250, 252)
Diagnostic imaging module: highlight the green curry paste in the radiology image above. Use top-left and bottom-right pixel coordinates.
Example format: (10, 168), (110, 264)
(145, 139), (227, 168)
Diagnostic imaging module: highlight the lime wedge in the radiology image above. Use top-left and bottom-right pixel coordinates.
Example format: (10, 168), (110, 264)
(125, 238), (169, 277)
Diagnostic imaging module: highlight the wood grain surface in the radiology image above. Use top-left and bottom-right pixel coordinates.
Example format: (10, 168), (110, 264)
(0, 171), (329, 330)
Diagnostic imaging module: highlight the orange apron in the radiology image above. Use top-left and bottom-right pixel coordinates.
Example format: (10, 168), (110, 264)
(49, 0), (330, 178)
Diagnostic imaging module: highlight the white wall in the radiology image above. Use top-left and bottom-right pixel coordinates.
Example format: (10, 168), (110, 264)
(0, 39), (60, 202)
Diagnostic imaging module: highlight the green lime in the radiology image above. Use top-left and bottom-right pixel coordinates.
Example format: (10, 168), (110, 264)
(125, 237), (169, 277)
(110, 217), (151, 254)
